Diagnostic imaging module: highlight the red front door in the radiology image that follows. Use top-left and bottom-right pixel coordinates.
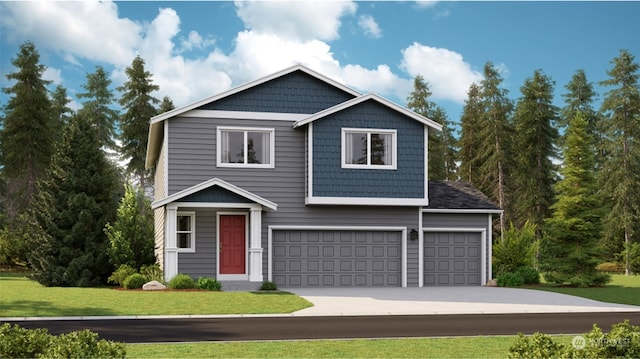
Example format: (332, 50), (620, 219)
(219, 215), (246, 275)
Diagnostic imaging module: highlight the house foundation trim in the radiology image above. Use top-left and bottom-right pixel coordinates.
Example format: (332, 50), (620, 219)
(267, 225), (408, 287)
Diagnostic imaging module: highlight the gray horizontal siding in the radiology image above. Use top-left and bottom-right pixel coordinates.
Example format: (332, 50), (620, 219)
(177, 208), (217, 279)
(423, 213), (490, 230)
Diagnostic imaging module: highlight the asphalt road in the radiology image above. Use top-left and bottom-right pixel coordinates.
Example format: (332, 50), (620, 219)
(5, 312), (640, 343)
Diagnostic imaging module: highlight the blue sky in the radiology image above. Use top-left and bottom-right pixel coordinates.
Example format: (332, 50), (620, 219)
(1, 1), (638, 124)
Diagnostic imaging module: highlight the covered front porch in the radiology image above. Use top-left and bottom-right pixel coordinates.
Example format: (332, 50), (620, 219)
(152, 178), (278, 284)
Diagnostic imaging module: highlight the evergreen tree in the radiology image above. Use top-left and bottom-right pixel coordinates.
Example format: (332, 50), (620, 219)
(598, 50), (640, 275)
(512, 70), (559, 232)
(27, 115), (121, 286)
(477, 62), (514, 236)
(105, 184), (155, 270)
(117, 56), (160, 188)
(50, 85), (73, 140)
(458, 83), (483, 183)
(406, 75), (457, 180)
(540, 112), (610, 287)
(0, 41), (54, 224)
(77, 66), (119, 150)
(158, 96), (175, 114)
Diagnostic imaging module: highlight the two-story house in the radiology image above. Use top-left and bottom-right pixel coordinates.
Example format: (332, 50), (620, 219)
(145, 64), (501, 289)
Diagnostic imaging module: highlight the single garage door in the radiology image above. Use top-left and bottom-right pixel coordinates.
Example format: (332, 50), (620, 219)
(424, 232), (480, 286)
(272, 230), (402, 287)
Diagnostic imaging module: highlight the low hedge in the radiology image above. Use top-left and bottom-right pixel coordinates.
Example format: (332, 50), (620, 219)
(0, 323), (126, 358)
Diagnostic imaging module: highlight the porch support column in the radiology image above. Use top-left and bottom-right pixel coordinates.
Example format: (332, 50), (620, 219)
(165, 205), (178, 282)
(248, 206), (264, 282)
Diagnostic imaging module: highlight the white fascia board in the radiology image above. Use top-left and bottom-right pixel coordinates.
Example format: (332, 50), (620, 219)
(421, 208), (503, 214)
(306, 196), (428, 206)
(182, 110), (309, 122)
(152, 178), (277, 211)
(294, 93), (443, 131)
(145, 121), (164, 169)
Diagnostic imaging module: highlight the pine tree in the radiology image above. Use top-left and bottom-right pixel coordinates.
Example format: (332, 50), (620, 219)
(561, 70), (603, 167)
(540, 111), (610, 287)
(512, 70), (559, 232)
(77, 66), (119, 150)
(477, 62), (514, 236)
(598, 50), (640, 275)
(117, 56), (160, 188)
(158, 96), (175, 114)
(50, 85), (73, 139)
(0, 41), (54, 224)
(105, 184), (155, 270)
(458, 83), (483, 183)
(406, 75), (457, 180)
(27, 115), (122, 286)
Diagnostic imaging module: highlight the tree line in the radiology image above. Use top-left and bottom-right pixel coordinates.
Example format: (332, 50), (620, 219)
(0, 41), (168, 285)
(409, 50), (640, 282)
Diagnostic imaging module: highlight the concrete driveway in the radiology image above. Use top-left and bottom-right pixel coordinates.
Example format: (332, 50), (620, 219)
(286, 287), (640, 316)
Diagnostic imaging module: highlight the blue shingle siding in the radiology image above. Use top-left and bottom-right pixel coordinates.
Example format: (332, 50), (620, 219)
(180, 186), (254, 203)
(198, 71), (356, 114)
(312, 100), (425, 198)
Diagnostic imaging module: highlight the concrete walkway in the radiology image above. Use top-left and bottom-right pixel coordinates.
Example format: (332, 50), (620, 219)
(286, 287), (640, 316)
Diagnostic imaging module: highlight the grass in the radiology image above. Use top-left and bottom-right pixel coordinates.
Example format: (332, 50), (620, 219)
(126, 336), (524, 358)
(0, 273), (312, 317)
(527, 274), (640, 306)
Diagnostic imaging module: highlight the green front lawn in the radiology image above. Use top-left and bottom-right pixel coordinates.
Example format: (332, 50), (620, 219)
(0, 274), (311, 317)
(528, 274), (640, 306)
(127, 336), (524, 358)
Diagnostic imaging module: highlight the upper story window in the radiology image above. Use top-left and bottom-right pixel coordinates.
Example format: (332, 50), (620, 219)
(217, 127), (275, 168)
(341, 128), (397, 170)
(177, 212), (195, 252)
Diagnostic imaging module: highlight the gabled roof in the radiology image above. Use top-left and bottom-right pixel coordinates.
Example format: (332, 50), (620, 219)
(292, 93), (443, 131)
(424, 181), (502, 212)
(151, 178), (278, 211)
(150, 64), (361, 125)
(145, 64), (362, 169)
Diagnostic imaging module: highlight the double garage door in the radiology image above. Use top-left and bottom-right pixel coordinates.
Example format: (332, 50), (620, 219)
(272, 230), (402, 287)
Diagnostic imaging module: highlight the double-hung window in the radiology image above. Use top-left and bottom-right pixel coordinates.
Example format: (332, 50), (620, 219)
(342, 128), (397, 169)
(176, 212), (195, 252)
(217, 127), (275, 168)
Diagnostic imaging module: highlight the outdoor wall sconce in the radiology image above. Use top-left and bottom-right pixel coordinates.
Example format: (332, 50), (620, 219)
(409, 229), (419, 241)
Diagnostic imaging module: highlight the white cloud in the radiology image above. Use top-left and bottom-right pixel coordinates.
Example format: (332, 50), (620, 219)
(43, 67), (63, 85)
(358, 15), (382, 39)
(342, 64), (411, 100)
(414, 1), (438, 9)
(0, 1), (140, 67)
(400, 42), (483, 103)
(234, 0), (357, 42)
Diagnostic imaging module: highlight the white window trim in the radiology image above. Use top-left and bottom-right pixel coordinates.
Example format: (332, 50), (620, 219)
(216, 126), (275, 168)
(176, 211), (196, 253)
(341, 128), (397, 170)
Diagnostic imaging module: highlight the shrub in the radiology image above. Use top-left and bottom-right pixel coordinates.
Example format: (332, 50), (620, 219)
(260, 281), (278, 291)
(508, 320), (640, 359)
(0, 323), (53, 359)
(168, 273), (195, 289)
(493, 221), (538, 275)
(108, 264), (137, 287)
(44, 329), (126, 358)
(0, 324), (126, 359)
(140, 263), (164, 283)
(496, 272), (524, 287)
(122, 273), (146, 289)
(596, 261), (625, 274)
(515, 266), (540, 284)
(196, 277), (222, 291)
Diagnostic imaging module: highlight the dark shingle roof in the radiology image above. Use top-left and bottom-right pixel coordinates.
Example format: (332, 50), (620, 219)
(425, 180), (501, 211)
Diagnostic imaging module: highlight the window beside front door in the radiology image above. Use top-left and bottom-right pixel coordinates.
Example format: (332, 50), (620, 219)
(176, 212), (195, 252)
